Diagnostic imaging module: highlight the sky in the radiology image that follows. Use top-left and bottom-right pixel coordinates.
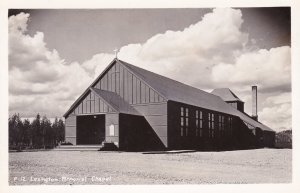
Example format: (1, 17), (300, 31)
(8, 8), (291, 131)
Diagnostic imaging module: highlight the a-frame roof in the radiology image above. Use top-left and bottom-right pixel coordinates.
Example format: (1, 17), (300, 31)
(64, 58), (273, 132)
(211, 88), (244, 102)
(64, 59), (119, 117)
(63, 58), (166, 117)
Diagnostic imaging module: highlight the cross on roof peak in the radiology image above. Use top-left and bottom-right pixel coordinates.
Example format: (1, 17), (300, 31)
(113, 48), (119, 59)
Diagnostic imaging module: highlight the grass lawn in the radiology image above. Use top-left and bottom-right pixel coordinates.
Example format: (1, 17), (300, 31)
(9, 148), (292, 185)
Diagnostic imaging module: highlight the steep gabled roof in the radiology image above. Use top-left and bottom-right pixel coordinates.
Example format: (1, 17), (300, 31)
(211, 88), (244, 102)
(118, 60), (273, 132)
(90, 88), (141, 116)
(63, 58), (273, 132)
(64, 59), (119, 117)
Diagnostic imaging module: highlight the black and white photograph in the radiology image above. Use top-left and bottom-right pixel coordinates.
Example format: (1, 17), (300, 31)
(1, 0), (300, 192)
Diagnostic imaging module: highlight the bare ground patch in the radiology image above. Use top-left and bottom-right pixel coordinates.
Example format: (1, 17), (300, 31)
(9, 149), (292, 185)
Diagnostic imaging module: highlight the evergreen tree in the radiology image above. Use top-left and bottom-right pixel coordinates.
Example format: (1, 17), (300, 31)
(52, 117), (59, 146)
(58, 118), (65, 143)
(23, 119), (32, 147)
(42, 116), (54, 148)
(8, 114), (23, 149)
(8, 114), (17, 146)
(40, 116), (50, 148)
(31, 114), (41, 148)
(8, 113), (65, 150)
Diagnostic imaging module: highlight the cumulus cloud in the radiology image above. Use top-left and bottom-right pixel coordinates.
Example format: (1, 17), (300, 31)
(115, 8), (249, 88)
(9, 12), (93, 117)
(259, 92), (291, 131)
(81, 53), (114, 78)
(212, 46), (291, 92)
(8, 8), (291, 131)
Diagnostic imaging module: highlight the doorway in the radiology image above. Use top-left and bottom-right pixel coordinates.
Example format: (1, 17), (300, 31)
(76, 115), (105, 145)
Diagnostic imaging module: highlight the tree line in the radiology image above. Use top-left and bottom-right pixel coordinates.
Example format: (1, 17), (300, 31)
(9, 113), (65, 150)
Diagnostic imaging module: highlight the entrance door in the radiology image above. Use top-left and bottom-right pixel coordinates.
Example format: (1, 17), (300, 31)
(77, 115), (105, 145)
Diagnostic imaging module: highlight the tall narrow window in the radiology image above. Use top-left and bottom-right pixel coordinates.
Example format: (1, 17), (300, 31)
(180, 107), (184, 137)
(199, 111), (203, 137)
(185, 108), (189, 136)
(208, 113), (211, 138)
(211, 113), (215, 138)
(195, 110), (203, 137)
(195, 110), (199, 136)
(208, 112), (215, 138)
(180, 107), (189, 137)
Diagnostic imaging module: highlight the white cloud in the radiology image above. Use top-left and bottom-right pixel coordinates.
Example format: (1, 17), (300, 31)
(81, 53), (114, 78)
(212, 46), (291, 92)
(115, 8), (248, 88)
(8, 9), (291, 132)
(9, 12), (93, 117)
(259, 100), (291, 131)
(264, 92), (291, 105)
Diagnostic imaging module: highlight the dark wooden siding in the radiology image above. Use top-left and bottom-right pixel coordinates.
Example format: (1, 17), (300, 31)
(70, 91), (116, 116)
(252, 128), (275, 148)
(168, 100), (238, 150)
(263, 131), (275, 147)
(65, 115), (76, 145)
(132, 103), (168, 147)
(227, 101), (244, 112)
(119, 113), (165, 151)
(92, 62), (166, 105)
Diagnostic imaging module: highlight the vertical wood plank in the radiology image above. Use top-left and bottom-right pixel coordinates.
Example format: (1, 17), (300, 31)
(150, 89), (155, 103)
(102, 74), (107, 90)
(108, 65), (115, 92)
(154, 92), (158, 102)
(87, 93), (91, 113)
(124, 69), (128, 102)
(145, 85), (150, 103)
(100, 99), (104, 112)
(111, 65), (115, 92)
(95, 96), (99, 112)
(79, 102), (82, 114)
(91, 92), (95, 113)
(137, 79), (141, 104)
(128, 72), (133, 104)
(133, 75), (137, 104)
(116, 62), (120, 95)
(103, 102), (108, 112)
(82, 97), (87, 114)
(120, 64), (124, 98)
(158, 95), (164, 102)
(141, 82), (145, 103)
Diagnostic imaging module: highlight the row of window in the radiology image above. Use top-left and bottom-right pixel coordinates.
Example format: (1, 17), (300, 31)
(180, 107), (233, 138)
